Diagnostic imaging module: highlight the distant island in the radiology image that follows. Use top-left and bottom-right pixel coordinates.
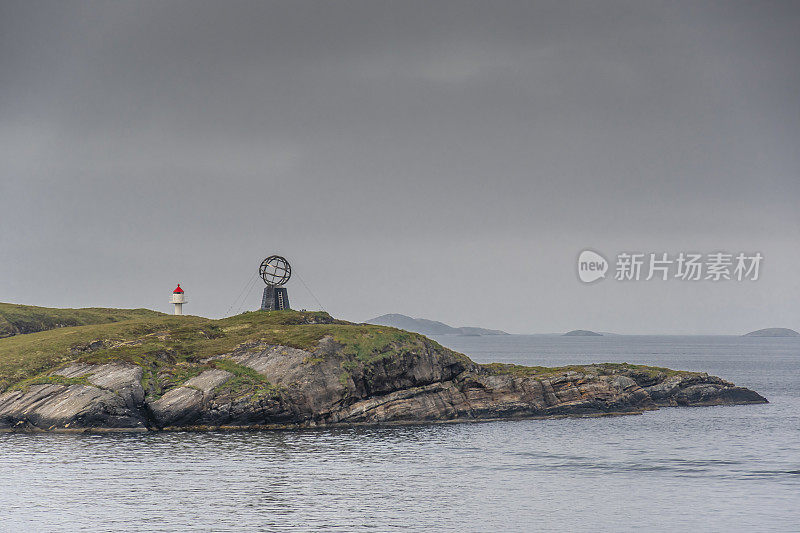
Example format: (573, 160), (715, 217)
(743, 328), (800, 337)
(365, 313), (508, 336)
(564, 329), (603, 336)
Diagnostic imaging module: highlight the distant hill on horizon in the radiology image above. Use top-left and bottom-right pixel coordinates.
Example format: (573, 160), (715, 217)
(365, 314), (508, 336)
(743, 328), (799, 337)
(563, 329), (603, 336)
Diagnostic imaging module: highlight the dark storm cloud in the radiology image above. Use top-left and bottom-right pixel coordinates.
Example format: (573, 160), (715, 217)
(1, 1), (799, 333)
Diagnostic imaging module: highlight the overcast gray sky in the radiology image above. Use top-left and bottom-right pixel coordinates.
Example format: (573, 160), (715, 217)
(1, 1), (798, 334)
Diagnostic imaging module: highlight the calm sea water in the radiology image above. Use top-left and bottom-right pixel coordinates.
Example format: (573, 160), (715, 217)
(1, 335), (798, 532)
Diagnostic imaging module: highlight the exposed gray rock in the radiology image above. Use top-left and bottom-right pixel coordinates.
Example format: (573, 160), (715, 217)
(643, 375), (686, 402)
(0, 339), (768, 431)
(149, 387), (204, 427)
(53, 363), (145, 410)
(184, 369), (233, 393)
(149, 369), (233, 427)
(88, 364), (145, 409)
(226, 345), (311, 385)
(53, 363), (95, 378)
(0, 383), (146, 430)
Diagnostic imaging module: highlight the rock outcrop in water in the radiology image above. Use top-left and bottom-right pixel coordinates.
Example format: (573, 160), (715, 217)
(0, 306), (768, 431)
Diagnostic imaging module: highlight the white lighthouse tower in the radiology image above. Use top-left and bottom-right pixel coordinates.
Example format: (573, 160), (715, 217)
(170, 284), (186, 315)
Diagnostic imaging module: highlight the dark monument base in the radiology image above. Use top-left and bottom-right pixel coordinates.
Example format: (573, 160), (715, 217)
(261, 286), (290, 310)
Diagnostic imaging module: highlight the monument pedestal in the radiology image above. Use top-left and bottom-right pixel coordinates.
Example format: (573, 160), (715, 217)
(261, 286), (290, 310)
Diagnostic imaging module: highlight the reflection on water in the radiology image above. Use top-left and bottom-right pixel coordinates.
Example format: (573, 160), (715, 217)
(1, 336), (799, 531)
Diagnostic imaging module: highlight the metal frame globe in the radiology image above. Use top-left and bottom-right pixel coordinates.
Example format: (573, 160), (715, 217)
(259, 255), (291, 286)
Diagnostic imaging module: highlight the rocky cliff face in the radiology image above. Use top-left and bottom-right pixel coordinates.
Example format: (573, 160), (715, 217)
(0, 335), (766, 432)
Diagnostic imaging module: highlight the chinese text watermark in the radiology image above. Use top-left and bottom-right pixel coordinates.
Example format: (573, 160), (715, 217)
(578, 250), (762, 283)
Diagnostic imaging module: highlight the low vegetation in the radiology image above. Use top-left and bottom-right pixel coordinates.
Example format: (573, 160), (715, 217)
(9, 374), (91, 393)
(0, 303), (697, 398)
(0, 302), (163, 338)
(0, 304), (437, 395)
(211, 360), (281, 401)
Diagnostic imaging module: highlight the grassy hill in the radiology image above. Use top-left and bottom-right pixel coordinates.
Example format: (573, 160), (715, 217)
(0, 304), (766, 430)
(0, 306), (432, 394)
(0, 302), (164, 338)
(0, 303), (695, 400)
(0, 304), (695, 394)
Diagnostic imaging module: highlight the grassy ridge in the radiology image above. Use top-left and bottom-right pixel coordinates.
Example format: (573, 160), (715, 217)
(0, 308), (434, 393)
(0, 302), (164, 338)
(0, 304), (697, 397)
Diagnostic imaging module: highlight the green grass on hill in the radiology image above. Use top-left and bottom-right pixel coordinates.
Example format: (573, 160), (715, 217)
(0, 302), (164, 338)
(0, 304), (696, 397)
(0, 307), (441, 393)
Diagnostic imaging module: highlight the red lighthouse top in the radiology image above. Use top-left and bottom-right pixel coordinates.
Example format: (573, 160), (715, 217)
(173, 284), (184, 294)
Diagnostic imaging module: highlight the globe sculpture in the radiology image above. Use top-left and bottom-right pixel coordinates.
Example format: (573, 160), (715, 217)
(259, 255), (291, 310)
(259, 255), (291, 286)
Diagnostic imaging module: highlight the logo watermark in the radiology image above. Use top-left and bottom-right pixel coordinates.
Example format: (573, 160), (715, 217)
(577, 250), (763, 283)
(577, 250), (608, 283)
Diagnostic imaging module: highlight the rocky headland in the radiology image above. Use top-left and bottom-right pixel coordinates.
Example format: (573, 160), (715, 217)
(0, 305), (767, 432)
